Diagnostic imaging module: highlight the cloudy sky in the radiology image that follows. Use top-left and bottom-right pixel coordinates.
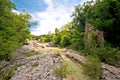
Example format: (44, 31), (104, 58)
(11, 0), (88, 36)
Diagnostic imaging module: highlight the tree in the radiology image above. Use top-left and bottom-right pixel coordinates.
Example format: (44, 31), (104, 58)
(86, 0), (120, 46)
(0, 0), (32, 60)
(71, 4), (85, 32)
(52, 28), (61, 44)
(69, 29), (84, 50)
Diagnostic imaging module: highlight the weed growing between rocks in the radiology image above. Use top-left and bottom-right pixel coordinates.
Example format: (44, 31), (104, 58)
(32, 61), (39, 67)
(25, 50), (38, 57)
(0, 60), (19, 80)
(54, 62), (73, 79)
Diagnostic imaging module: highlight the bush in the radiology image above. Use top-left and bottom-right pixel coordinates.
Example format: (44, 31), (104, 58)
(83, 46), (120, 67)
(96, 47), (120, 67)
(0, 52), (11, 60)
(60, 35), (70, 47)
(83, 57), (102, 80)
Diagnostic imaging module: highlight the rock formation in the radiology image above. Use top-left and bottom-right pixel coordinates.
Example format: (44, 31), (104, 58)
(84, 21), (104, 48)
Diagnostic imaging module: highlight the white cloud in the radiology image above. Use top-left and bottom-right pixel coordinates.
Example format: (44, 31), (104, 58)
(12, 9), (20, 14)
(30, 0), (88, 36)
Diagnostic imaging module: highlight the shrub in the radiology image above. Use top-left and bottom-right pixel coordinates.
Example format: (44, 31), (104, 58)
(60, 35), (70, 47)
(83, 46), (120, 67)
(0, 52), (12, 60)
(83, 57), (102, 80)
(96, 47), (120, 67)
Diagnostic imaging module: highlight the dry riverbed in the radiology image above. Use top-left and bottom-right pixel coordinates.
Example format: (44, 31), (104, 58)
(9, 42), (87, 80)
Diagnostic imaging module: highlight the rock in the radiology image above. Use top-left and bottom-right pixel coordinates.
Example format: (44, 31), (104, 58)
(47, 42), (57, 47)
(102, 63), (120, 80)
(34, 42), (57, 48)
(36, 43), (46, 48)
(65, 50), (120, 80)
(65, 50), (86, 63)
(15, 44), (34, 55)
(10, 53), (62, 80)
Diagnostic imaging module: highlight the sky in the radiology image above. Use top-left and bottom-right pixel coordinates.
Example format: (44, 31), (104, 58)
(11, 0), (89, 36)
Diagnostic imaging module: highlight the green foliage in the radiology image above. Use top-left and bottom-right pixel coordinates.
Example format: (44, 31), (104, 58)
(83, 57), (102, 80)
(60, 35), (70, 47)
(39, 36), (48, 42)
(86, 0), (120, 46)
(0, 60), (19, 80)
(69, 29), (84, 51)
(71, 0), (120, 66)
(45, 23), (85, 51)
(3, 67), (14, 80)
(0, 53), (11, 60)
(53, 28), (61, 44)
(71, 0), (120, 47)
(0, 0), (33, 60)
(38, 33), (55, 43)
(54, 63), (72, 79)
(37, 0), (120, 68)
(71, 4), (85, 32)
(83, 47), (120, 67)
(95, 47), (120, 67)
(25, 50), (38, 57)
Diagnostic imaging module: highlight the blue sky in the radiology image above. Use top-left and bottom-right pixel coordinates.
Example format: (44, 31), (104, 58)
(11, 0), (89, 35)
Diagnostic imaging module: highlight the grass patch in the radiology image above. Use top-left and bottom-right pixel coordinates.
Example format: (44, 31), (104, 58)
(83, 57), (102, 80)
(25, 50), (38, 57)
(54, 63), (72, 79)
(68, 60), (87, 80)
(54, 58), (87, 80)
(0, 60), (19, 80)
